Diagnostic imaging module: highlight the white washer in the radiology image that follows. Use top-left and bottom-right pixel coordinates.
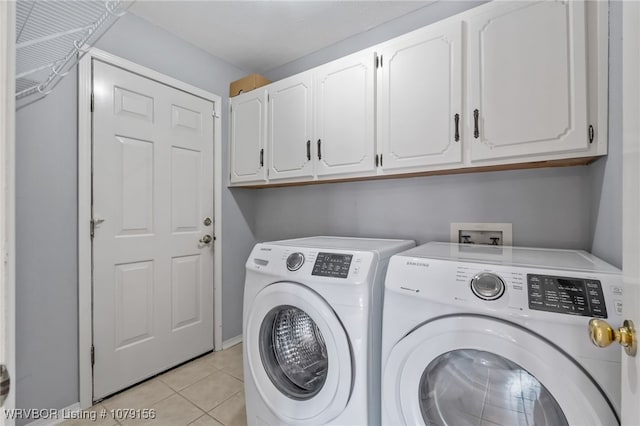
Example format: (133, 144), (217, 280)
(382, 242), (623, 426)
(243, 236), (415, 425)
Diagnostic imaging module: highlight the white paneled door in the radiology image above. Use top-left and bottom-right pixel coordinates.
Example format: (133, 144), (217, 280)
(230, 90), (267, 184)
(377, 20), (463, 171)
(92, 60), (214, 399)
(314, 50), (376, 177)
(267, 73), (314, 181)
(467, 1), (588, 161)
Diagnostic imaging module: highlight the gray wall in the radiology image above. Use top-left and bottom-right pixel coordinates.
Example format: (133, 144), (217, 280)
(590, 0), (622, 268)
(258, 0), (622, 264)
(15, 12), (253, 417)
(16, 69), (79, 418)
(255, 168), (592, 249)
(265, 1), (487, 81)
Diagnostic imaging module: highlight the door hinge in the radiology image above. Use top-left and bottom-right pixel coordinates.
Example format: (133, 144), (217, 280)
(90, 92), (94, 112)
(91, 345), (95, 366)
(589, 125), (594, 144)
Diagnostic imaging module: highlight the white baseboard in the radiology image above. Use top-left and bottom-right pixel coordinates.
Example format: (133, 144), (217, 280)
(24, 403), (80, 426)
(222, 334), (242, 350)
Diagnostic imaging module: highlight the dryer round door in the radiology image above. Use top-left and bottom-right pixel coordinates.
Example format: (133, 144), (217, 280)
(245, 282), (352, 424)
(383, 315), (618, 426)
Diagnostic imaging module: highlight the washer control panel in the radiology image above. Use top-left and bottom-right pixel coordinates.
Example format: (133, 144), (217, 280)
(471, 272), (505, 300)
(286, 252), (305, 271)
(527, 274), (607, 318)
(312, 252), (353, 278)
(248, 243), (382, 285)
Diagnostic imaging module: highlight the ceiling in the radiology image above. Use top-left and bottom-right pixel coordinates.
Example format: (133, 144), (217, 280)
(128, 1), (432, 74)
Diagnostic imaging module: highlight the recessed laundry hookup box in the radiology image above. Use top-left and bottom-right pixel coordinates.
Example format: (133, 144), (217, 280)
(229, 73), (271, 97)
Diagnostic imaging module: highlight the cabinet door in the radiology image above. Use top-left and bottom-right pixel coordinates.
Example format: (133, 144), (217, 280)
(229, 90), (266, 184)
(467, 1), (588, 161)
(314, 50), (376, 177)
(268, 73), (314, 181)
(378, 20), (463, 172)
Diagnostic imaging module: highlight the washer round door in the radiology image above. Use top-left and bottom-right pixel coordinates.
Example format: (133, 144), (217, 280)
(245, 282), (352, 424)
(383, 315), (618, 426)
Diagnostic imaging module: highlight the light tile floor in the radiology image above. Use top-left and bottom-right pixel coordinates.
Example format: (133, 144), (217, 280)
(62, 343), (246, 426)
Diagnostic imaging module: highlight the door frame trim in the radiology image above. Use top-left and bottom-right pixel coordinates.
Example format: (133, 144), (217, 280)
(0, 1), (16, 422)
(77, 48), (223, 409)
(622, 2), (640, 423)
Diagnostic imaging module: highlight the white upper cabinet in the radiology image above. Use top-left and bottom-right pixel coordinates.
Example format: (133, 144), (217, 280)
(314, 50), (376, 177)
(267, 73), (314, 181)
(378, 20), (463, 172)
(228, 0), (606, 187)
(229, 89), (267, 184)
(467, 1), (588, 162)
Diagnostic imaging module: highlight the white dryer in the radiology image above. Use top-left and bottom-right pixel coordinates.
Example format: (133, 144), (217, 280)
(243, 236), (415, 425)
(382, 242), (622, 426)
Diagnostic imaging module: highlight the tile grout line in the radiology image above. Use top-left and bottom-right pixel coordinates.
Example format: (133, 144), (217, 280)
(188, 413), (219, 426)
(174, 391), (210, 422)
(178, 371), (243, 413)
(208, 389), (244, 424)
(158, 369), (219, 393)
(119, 390), (178, 426)
(102, 379), (174, 407)
(178, 368), (243, 402)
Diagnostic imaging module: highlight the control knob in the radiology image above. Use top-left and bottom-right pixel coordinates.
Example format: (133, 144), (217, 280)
(286, 252), (305, 271)
(471, 272), (505, 300)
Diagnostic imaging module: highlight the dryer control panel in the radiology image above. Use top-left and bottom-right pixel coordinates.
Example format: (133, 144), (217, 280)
(385, 251), (623, 324)
(527, 274), (607, 318)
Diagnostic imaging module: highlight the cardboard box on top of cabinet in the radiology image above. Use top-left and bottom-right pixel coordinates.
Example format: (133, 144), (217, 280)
(229, 73), (271, 97)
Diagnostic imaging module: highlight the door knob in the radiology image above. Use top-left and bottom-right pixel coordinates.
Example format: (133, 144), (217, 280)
(0, 364), (10, 406)
(199, 234), (213, 244)
(588, 318), (637, 356)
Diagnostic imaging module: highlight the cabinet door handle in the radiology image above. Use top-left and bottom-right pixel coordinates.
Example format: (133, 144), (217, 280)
(317, 139), (322, 160)
(473, 109), (480, 139)
(259, 148), (264, 167)
(454, 113), (460, 142)
(306, 140), (311, 161)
